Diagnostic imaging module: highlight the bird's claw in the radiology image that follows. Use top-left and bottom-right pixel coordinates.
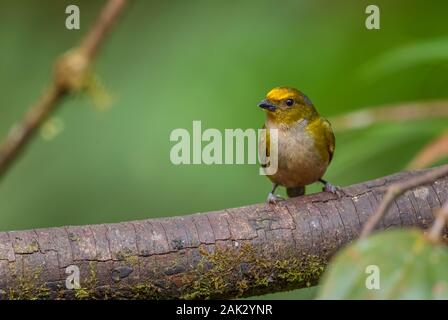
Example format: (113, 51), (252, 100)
(322, 182), (345, 197)
(267, 193), (285, 204)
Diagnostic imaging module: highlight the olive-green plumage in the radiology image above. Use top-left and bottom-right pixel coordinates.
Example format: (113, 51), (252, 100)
(258, 87), (336, 203)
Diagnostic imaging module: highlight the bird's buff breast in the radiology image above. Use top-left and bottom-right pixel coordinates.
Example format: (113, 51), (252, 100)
(263, 121), (328, 188)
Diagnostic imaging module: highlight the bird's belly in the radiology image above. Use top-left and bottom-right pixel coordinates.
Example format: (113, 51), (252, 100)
(268, 130), (328, 188)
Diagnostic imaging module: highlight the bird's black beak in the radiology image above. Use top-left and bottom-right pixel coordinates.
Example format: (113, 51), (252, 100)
(258, 99), (277, 111)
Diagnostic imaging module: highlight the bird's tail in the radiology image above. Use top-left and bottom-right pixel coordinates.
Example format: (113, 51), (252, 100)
(286, 186), (305, 198)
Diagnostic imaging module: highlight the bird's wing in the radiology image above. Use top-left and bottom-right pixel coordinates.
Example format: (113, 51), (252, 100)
(322, 118), (335, 163)
(259, 124), (270, 167)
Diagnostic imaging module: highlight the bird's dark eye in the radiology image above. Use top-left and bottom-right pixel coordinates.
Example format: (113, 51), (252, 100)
(285, 99), (294, 106)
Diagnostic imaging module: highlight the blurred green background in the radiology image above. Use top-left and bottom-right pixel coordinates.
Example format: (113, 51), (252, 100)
(1, 0), (447, 299)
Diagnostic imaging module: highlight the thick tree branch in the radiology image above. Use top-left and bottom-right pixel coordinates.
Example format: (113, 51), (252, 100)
(0, 0), (128, 182)
(0, 166), (446, 300)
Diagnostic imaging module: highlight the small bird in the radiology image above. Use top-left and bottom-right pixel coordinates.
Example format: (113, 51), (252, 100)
(258, 86), (338, 203)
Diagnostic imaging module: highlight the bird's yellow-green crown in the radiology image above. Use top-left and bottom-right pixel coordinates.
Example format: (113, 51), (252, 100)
(266, 87), (308, 104)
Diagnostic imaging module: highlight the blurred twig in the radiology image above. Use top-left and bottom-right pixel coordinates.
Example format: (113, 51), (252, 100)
(427, 200), (448, 243)
(360, 164), (448, 239)
(330, 100), (448, 132)
(0, 0), (128, 182)
(408, 130), (448, 169)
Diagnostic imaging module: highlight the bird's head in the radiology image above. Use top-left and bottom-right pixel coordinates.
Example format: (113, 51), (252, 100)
(258, 87), (318, 125)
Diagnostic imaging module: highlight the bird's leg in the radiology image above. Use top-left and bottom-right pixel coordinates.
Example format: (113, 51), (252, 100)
(319, 179), (344, 195)
(267, 183), (284, 204)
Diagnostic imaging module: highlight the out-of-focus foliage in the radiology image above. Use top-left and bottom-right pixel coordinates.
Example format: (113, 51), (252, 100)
(408, 131), (448, 169)
(1, 0), (448, 299)
(360, 37), (448, 80)
(317, 229), (448, 299)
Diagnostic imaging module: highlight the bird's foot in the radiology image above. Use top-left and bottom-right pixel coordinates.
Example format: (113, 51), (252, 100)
(266, 192), (285, 204)
(322, 181), (345, 197)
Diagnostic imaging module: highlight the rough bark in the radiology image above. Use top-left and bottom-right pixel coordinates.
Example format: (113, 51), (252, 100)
(0, 167), (447, 300)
